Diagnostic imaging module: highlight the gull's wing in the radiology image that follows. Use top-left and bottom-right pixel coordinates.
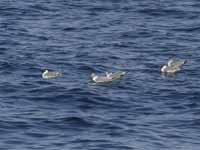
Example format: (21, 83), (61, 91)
(105, 72), (113, 77)
(168, 59), (186, 68)
(47, 71), (62, 78)
(167, 58), (175, 67)
(109, 71), (126, 79)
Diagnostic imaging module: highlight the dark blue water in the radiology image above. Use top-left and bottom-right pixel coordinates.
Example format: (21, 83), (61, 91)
(0, 0), (200, 149)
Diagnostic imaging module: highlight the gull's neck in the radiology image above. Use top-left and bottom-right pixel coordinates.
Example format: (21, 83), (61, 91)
(161, 65), (167, 72)
(42, 70), (49, 78)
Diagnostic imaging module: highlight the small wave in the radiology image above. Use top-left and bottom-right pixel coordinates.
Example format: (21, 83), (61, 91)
(59, 116), (94, 127)
(172, 26), (200, 32)
(63, 27), (77, 31)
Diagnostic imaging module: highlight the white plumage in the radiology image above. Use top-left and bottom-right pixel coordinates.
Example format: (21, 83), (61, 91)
(42, 69), (62, 79)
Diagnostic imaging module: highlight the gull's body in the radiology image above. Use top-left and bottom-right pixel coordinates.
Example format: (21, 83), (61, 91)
(42, 70), (62, 79)
(91, 73), (113, 83)
(161, 58), (186, 73)
(91, 71), (126, 83)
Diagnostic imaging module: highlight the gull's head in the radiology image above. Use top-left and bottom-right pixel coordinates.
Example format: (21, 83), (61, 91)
(161, 65), (167, 72)
(91, 73), (96, 78)
(42, 69), (49, 79)
(43, 69), (48, 74)
(91, 73), (98, 82)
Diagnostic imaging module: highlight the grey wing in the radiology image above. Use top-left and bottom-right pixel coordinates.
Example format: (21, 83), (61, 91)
(168, 59), (185, 68)
(48, 72), (61, 78)
(109, 71), (126, 79)
(167, 58), (178, 67)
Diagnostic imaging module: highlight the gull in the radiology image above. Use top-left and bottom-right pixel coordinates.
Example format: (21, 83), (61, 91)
(42, 69), (62, 79)
(161, 58), (187, 73)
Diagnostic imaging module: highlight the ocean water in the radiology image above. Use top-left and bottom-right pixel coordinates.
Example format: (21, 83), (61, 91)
(0, 0), (200, 149)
